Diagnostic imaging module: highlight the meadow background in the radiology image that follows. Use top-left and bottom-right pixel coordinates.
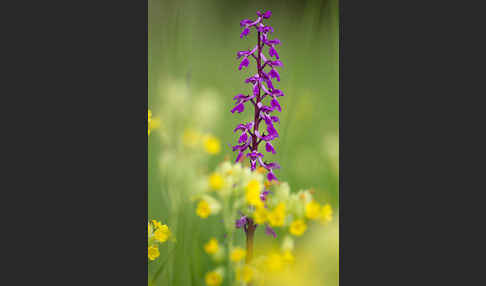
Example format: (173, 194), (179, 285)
(148, 0), (339, 285)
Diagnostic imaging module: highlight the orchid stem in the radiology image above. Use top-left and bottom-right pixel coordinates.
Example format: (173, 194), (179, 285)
(245, 218), (256, 264)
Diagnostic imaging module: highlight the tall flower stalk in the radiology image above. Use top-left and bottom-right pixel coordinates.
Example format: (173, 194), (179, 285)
(232, 9), (284, 264)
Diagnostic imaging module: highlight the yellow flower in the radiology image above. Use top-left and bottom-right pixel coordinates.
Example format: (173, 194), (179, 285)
(203, 135), (221, 155)
(268, 203), (286, 227)
(196, 200), (211, 218)
(319, 204), (333, 224)
(205, 271), (222, 286)
(289, 219), (307, 236)
(282, 250), (295, 264)
(148, 110), (152, 136)
(148, 109), (160, 136)
(151, 220), (163, 229)
(230, 247), (246, 262)
(148, 244), (160, 261)
(305, 200), (321, 220)
(246, 179), (263, 207)
(236, 265), (254, 283)
(256, 166), (266, 174)
(182, 129), (201, 147)
(209, 173), (224, 190)
(265, 253), (283, 272)
(154, 224), (170, 243)
(253, 206), (268, 224)
(204, 238), (219, 254)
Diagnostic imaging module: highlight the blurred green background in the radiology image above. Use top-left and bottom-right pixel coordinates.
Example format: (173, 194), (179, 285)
(148, 0), (338, 285)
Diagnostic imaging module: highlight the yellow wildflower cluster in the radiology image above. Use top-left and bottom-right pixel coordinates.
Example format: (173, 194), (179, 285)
(195, 161), (335, 285)
(195, 161), (334, 233)
(147, 219), (171, 261)
(148, 109), (161, 136)
(193, 161), (263, 219)
(306, 200), (333, 224)
(263, 186), (334, 237)
(210, 161), (264, 198)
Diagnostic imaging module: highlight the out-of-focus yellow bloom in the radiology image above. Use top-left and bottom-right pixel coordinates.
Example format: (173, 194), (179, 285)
(203, 135), (221, 154)
(256, 166), (266, 174)
(148, 110), (152, 136)
(266, 253), (283, 272)
(236, 265), (254, 283)
(148, 109), (161, 136)
(209, 173), (224, 190)
(246, 179), (263, 207)
(305, 200), (321, 220)
(230, 247), (246, 262)
(253, 206), (268, 224)
(205, 271), (222, 286)
(196, 200), (211, 218)
(204, 238), (219, 254)
(290, 219), (307, 236)
(268, 203), (286, 227)
(282, 250), (295, 264)
(154, 224), (170, 242)
(319, 204), (333, 225)
(182, 129), (201, 147)
(148, 244), (160, 261)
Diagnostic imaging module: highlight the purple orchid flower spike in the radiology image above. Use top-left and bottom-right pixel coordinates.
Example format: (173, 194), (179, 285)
(231, 10), (285, 261)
